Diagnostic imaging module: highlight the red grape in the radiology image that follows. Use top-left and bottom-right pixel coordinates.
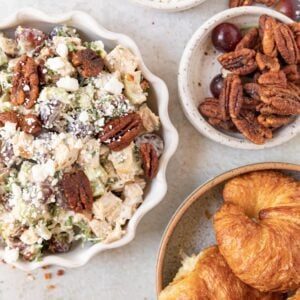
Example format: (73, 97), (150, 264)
(210, 74), (224, 98)
(274, 0), (297, 20)
(212, 23), (242, 53)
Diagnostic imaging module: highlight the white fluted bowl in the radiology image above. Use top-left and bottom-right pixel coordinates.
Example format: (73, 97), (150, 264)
(130, 0), (207, 12)
(0, 8), (178, 271)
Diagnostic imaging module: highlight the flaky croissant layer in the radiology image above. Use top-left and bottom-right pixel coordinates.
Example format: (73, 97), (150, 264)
(214, 171), (300, 293)
(159, 246), (281, 300)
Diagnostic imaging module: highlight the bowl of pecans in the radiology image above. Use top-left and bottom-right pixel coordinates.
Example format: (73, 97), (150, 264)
(179, 6), (300, 149)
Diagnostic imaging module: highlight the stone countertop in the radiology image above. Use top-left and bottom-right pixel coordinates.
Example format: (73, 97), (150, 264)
(0, 0), (299, 299)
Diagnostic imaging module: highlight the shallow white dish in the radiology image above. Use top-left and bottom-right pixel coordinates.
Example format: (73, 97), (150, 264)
(178, 7), (300, 150)
(0, 8), (178, 271)
(130, 0), (207, 12)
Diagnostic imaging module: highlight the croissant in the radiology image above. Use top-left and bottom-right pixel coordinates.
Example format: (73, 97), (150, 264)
(288, 289), (300, 300)
(214, 171), (300, 293)
(158, 246), (280, 300)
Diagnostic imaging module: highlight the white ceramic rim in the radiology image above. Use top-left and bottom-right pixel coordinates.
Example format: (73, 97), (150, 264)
(178, 7), (300, 150)
(0, 8), (178, 271)
(130, 0), (207, 12)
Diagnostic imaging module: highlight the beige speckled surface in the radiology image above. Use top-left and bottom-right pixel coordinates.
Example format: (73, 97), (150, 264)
(0, 0), (299, 299)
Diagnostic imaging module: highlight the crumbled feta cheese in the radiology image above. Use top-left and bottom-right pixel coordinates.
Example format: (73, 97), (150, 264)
(78, 111), (89, 123)
(46, 57), (75, 76)
(20, 228), (39, 245)
(23, 84), (30, 92)
(31, 159), (55, 182)
(3, 247), (19, 263)
(56, 76), (79, 92)
(104, 76), (124, 95)
(56, 43), (68, 58)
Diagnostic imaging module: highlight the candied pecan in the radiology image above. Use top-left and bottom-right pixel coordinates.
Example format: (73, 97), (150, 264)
(208, 117), (235, 131)
(244, 83), (260, 101)
(62, 170), (93, 213)
(289, 23), (300, 49)
(257, 114), (292, 129)
(218, 48), (257, 75)
(274, 23), (300, 65)
(140, 143), (159, 180)
(258, 70), (287, 86)
(198, 98), (225, 120)
(0, 111), (19, 126)
(232, 110), (272, 144)
(255, 52), (280, 72)
(11, 55), (39, 109)
(236, 28), (259, 51)
(259, 15), (277, 57)
(255, 0), (275, 6)
(282, 64), (300, 83)
(99, 113), (143, 151)
(242, 97), (261, 111)
(258, 103), (295, 116)
(226, 75), (243, 118)
(229, 0), (253, 7)
(259, 83), (300, 115)
(18, 113), (42, 135)
(70, 49), (104, 77)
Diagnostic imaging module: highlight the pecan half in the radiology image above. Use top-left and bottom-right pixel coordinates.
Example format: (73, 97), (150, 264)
(259, 15), (277, 57)
(255, 52), (280, 72)
(218, 48), (257, 75)
(224, 74), (243, 118)
(99, 113), (143, 151)
(274, 23), (300, 65)
(18, 114), (42, 135)
(257, 114), (292, 129)
(208, 117), (235, 131)
(282, 64), (300, 83)
(140, 143), (158, 180)
(289, 23), (300, 49)
(70, 49), (104, 77)
(258, 70), (287, 86)
(232, 110), (272, 144)
(236, 28), (259, 51)
(242, 97), (261, 111)
(0, 112), (19, 126)
(244, 83), (260, 101)
(259, 83), (300, 115)
(229, 0), (253, 7)
(11, 55), (39, 109)
(62, 170), (93, 213)
(198, 98), (226, 120)
(255, 0), (275, 6)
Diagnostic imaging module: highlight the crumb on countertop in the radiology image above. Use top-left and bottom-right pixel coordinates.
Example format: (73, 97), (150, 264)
(44, 272), (52, 280)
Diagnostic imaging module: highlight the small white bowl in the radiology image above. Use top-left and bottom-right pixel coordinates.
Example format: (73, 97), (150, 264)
(130, 0), (207, 12)
(178, 7), (300, 150)
(0, 8), (178, 271)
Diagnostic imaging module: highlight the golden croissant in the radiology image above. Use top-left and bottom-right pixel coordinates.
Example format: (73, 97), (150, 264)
(214, 171), (300, 293)
(158, 246), (280, 300)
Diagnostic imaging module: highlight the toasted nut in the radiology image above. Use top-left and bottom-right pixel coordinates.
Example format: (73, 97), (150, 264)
(11, 55), (39, 109)
(236, 28), (259, 51)
(100, 113), (143, 151)
(18, 114), (42, 135)
(62, 170), (93, 213)
(140, 143), (159, 180)
(0, 112), (19, 126)
(70, 49), (104, 77)
(274, 23), (300, 65)
(218, 48), (257, 75)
